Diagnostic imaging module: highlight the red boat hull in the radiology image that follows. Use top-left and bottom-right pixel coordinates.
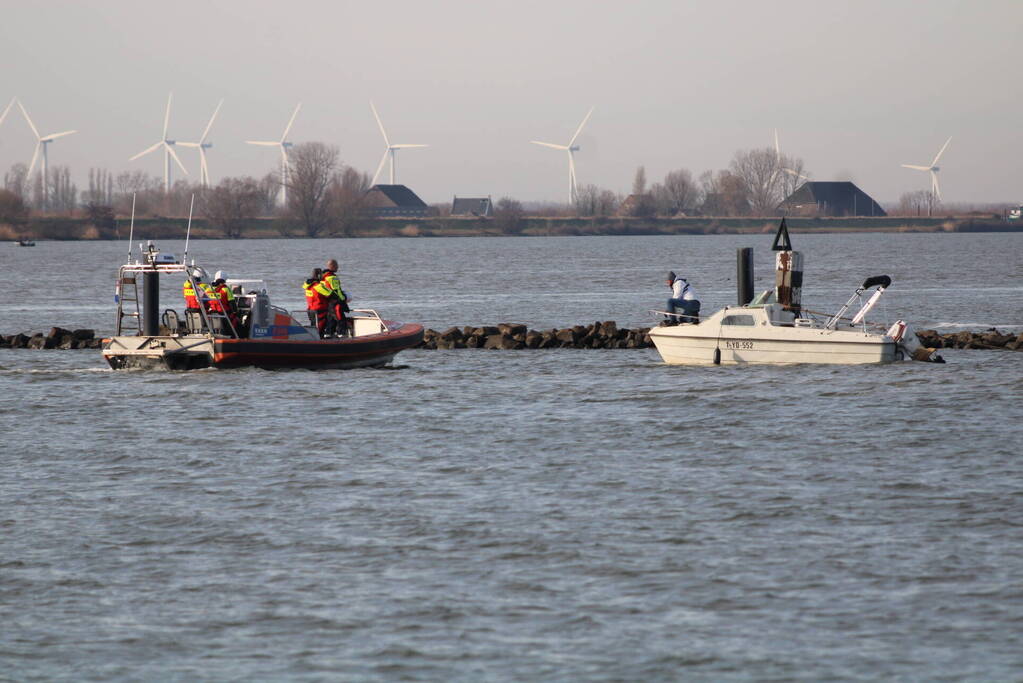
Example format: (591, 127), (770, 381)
(212, 322), (423, 369)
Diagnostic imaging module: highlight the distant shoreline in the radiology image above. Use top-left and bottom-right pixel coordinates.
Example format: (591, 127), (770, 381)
(4, 216), (1021, 241)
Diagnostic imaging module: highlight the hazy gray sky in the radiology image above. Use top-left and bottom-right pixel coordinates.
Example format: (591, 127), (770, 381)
(2, 0), (1020, 204)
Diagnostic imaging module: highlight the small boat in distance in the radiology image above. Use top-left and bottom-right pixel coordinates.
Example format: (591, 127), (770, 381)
(649, 221), (941, 366)
(101, 242), (423, 370)
(14, 239), (35, 247)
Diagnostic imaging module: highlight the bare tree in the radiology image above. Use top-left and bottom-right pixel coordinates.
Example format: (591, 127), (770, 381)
(777, 155), (806, 200)
(326, 166), (372, 236)
(47, 166), (77, 214)
(632, 166), (647, 195)
(286, 142), (339, 237)
(699, 170), (750, 216)
(4, 163), (29, 200)
(258, 172), (279, 215)
(574, 184), (619, 217)
(200, 177), (263, 237)
(0, 188), (29, 223)
(493, 196), (525, 233)
(652, 168), (699, 216)
(730, 148), (782, 215)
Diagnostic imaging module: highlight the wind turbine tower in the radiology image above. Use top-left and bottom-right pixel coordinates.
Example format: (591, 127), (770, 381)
(129, 93), (188, 193)
(18, 100), (78, 209)
(901, 136), (952, 201)
(774, 129), (808, 181)
(531, 106), (594, 205)
(178, 99), (223, 188)
(370, 101), (429, 186)
(246, 103), (301, 206)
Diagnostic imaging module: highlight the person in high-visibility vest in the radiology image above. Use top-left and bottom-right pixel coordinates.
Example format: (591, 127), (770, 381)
(321, 259), (350, 337)
(213, 272), (240, 336)
(303, 268), (329, 338)
(183, 277), (202, 312)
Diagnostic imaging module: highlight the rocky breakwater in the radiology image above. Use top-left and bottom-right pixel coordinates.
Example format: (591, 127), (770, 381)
(1, 327), (102, 350)
(419, 322), (653, 350)
(916, 328), (1023, 351)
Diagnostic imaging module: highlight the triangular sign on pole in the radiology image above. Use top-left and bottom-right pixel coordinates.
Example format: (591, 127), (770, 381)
(771, 217), (793, 251)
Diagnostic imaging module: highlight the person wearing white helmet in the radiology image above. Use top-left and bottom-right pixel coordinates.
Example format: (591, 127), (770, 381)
(211, 270), (241, 336)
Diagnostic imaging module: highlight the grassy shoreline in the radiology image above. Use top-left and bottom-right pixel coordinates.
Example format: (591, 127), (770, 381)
(3, 215), (1020, 241)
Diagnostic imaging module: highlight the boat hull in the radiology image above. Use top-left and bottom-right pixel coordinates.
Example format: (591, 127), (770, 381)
(650, 326), (897, 365)
(103, 322), (423, 370)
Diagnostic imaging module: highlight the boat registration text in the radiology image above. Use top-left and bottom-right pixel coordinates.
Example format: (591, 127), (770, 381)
(724, 339), (754, 350)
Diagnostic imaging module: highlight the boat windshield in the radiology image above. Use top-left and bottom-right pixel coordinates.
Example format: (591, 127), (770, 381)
(748, 288), (777, 307)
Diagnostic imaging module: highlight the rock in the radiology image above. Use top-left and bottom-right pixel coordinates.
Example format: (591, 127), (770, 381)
(58, 334), (76, 350)
(497, 323), (527, 337)
(10, 333), (30, 348)
(555, 328), (577, 346)
(465, 334), (483, 348)
(599, 320), (618, 337)
(915, 329), (943, 348)
(0, 336), (9, 348)
(475, 326), (500, 337)
(524, 332), (542, 349)
(72, 329), (95, 341)
(483, 333), (506, 349)
(47, 327), (71, 341)
(440, 326), (464, 342)
(980, 330), (1014, 348)
(1007, 334), (1023, 351)
(27, 334), (48, 349)
(538, 332), (558, 349)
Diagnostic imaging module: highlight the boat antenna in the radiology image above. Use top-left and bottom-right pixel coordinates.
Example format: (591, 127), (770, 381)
(126, 192), (136, 263)
(183, 193), (195, 264)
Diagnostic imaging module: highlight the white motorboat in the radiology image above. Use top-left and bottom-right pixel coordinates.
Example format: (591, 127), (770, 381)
(649, 223), (940, 366)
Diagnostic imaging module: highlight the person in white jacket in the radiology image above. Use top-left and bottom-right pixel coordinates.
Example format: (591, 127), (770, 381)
(666, 271), (701, 324)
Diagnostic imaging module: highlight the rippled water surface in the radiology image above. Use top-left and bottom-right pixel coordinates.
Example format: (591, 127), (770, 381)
(2, 233), (1022, 680)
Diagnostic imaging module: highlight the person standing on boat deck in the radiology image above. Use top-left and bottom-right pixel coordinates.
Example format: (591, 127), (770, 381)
(213, 271), (241, 336)
(666, 271), (701, 324)
(183, 272), (205, 332)
(321, 259), (350, 337)
(304, 268), (329, 338)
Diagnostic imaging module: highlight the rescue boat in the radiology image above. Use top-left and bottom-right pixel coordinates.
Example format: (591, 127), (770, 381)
(101, 242), (423, 371)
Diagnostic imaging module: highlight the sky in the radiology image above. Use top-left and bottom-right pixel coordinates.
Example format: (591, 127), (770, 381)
(1, 0), (1020, 205)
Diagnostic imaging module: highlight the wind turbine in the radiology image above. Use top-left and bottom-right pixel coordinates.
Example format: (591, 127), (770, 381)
(774, 129), (808, 181)
(902, 136), (951, 201)
(129, 93), (188, 194)
(178, 99), (223, 188)
(246, 102), (301, 206)
(531, 106), (594, 204)
(369, 101), (428, 186)
(18, 100), (78, 209)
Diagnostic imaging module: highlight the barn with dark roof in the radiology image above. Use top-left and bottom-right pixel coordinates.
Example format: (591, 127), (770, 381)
(778, 181), (886, 217)
(451, 196), (493, 217)
(363, 184), (437, 218)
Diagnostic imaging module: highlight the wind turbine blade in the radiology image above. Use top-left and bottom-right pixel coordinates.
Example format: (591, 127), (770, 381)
(176, 141), (200, 148)
(279, 145), (288, 166)
(901, 164), (930, 171)
(370, 101), (390, 147)
(200, 149), (209, 185)
(531, 141), (569, 150)
(165, 143), (188, 175)
(40, 130), (77, 142)
(27, 143), (41, 178)
(931, 136), (952, 166)
(931, 171), (941, 201)
(130, 141), (163, 161)
(245, 140), (279, 146)
(17, 100), (40, 139)
(371, 149), (389, 185)
(281, 102), (301, 142)
(200, 99), (223, 143)
(390, 144), (429, 149)
(568, 106), (594, 147)
(568, 151), (577, 187)
(162, 92), (173, 139)
(0, 97), (15, 127)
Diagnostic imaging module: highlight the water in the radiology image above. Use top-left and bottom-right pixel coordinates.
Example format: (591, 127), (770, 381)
(2, 233), (1022, 680)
